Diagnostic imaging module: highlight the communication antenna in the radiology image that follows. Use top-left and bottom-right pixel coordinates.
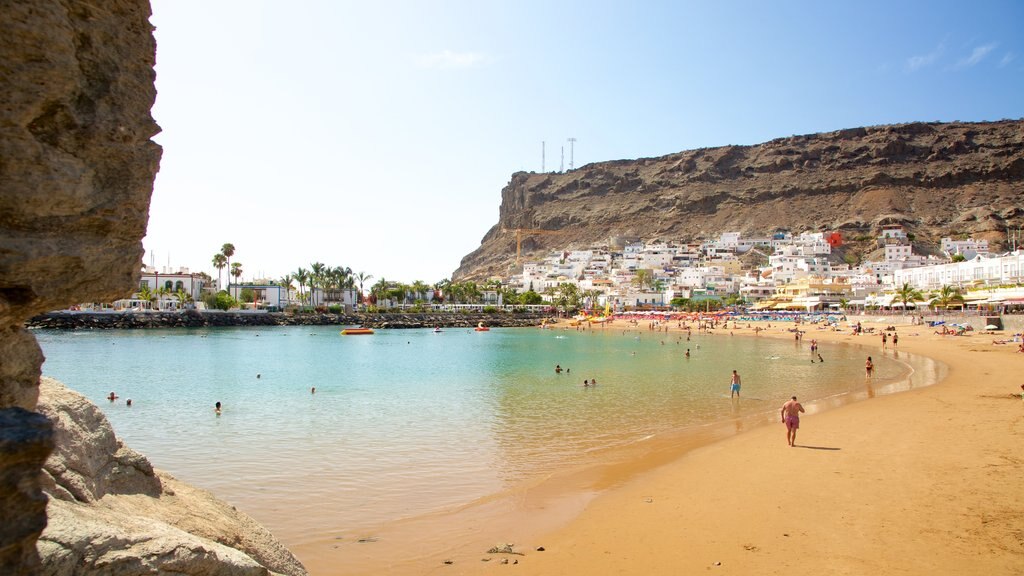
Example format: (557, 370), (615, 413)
(560, 146), (564, 173)
(567, 137), (577, 170)
(542, 141), (545, 173)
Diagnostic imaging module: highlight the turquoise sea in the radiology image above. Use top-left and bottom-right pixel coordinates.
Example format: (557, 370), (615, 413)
(34, 324), (942, 567)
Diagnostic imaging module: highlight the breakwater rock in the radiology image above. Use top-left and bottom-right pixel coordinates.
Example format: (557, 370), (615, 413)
(27, 310), (552, 330)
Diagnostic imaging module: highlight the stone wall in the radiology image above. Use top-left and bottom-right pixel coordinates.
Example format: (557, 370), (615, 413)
(0, 1), (160, 572)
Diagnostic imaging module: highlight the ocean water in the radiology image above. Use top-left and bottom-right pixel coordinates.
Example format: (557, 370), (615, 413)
(34, 324), (938, 554)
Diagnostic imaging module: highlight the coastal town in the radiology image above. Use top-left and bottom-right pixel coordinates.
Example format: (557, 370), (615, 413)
(88, 224), (1023, 316)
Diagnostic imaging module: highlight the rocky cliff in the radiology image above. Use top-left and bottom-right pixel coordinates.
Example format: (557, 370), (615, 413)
(1, 1), (162, 572)
(1, 2), (309, 574)
(453, 120), (1024, 280)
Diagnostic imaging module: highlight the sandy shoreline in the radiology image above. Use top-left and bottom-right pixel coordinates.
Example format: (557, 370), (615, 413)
(296, 317), (1023, 574)
(417, 316), (1022, 575)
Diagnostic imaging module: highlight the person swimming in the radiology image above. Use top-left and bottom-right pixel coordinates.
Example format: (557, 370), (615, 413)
(215, 401), (222, 415)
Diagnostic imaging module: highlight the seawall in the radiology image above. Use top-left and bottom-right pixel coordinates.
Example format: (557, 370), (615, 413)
(27, 310), (551, 330)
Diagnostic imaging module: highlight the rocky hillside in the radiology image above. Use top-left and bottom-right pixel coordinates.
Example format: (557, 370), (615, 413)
(453, 120), (1024, 280)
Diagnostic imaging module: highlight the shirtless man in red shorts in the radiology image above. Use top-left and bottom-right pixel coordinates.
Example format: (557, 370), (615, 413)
(781, 396), (805, 447)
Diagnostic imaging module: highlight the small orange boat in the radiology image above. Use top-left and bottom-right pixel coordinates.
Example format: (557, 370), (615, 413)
(474, 322), (489, 332)
(340, 328), (375, 335)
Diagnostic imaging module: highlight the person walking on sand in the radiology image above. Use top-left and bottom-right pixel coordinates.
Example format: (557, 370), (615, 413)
(730, 370), (741, 398)
(781, 396), (805, 447)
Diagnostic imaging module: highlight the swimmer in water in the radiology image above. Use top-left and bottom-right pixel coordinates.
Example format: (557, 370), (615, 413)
(215, 401), (222, 415)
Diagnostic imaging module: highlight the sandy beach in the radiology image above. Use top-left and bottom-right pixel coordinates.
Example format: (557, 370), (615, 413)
(366, 316), (1024, 575)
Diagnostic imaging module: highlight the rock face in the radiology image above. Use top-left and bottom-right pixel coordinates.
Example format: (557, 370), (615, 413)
(1, 1), (162, 572)
(453, 120), (1024, 280)
(35, 378), (307, 576)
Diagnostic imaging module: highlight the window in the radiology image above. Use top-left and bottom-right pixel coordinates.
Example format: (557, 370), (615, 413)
(164, 280), (173, 290)
(175, 281), (184, 292)
(140, 280), (149, 290)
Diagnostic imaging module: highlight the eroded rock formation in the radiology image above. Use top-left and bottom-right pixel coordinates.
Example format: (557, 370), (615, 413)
(454, 120), (1024, 280)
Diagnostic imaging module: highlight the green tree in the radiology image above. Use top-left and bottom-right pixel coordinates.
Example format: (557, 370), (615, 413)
(175, 288), (191, 310)
(356, 272), (373, 305)
(632, 269), (653, 291)
(520, 290), (543, 305)
(894, 282), (924, 313)
(212, 253), (227, 291)
(239, 287), (255, 303)
(554, 282), (581, 313)
(220, 243), (235, 292)
(370, 277), (389, 306)
(294, 268), (310, 307)
(951, 253), (967, 263)
(410, 280), (429, 303)
(137, 285), (153, 310)
(931, 285), (965, 312)
(230, 262), (243, 299)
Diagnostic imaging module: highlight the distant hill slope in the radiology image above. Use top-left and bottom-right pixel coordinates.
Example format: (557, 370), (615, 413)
(453, 120), (1024, 281)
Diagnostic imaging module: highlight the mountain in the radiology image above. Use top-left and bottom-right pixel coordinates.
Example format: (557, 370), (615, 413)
(452, 120), (1024, 281)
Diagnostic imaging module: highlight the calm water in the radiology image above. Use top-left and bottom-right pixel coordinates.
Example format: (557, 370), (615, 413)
(35, 325), (936, 550)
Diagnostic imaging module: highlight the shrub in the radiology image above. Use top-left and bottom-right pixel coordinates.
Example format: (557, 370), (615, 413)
(327, 305), (343, 314)
(483, 306), (498, 313)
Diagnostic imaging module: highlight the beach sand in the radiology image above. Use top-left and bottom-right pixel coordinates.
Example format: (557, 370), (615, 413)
(300, 318), (1024, 575)
(435, 318), (1021, 575)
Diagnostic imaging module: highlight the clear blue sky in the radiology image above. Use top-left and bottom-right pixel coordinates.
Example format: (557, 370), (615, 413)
(144, 0), (1023, 285)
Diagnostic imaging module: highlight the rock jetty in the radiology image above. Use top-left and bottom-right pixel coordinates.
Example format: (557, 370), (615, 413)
(28, 310), (552, 330)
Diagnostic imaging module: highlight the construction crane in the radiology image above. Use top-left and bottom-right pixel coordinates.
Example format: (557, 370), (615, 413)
(502, 228), (561, 264)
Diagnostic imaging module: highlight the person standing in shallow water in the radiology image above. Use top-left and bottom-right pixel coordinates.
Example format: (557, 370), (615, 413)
(781, 396), (805, 447)
(730, 370), (741, 398)
(865, 356), (874, 378)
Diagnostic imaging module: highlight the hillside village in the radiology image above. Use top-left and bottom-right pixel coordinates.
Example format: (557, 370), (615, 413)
(88, 225), (1024, 315)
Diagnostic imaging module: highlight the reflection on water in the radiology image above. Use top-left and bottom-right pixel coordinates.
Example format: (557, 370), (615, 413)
(35, 325), (941, 556)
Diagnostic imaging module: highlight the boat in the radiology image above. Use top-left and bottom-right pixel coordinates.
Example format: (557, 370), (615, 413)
(433, 327), (443, 333)
(474, 322), (490, 332)
(340, 328), (375, 335)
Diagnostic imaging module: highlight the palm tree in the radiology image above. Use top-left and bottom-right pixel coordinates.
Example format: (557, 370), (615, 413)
(894, 282), (924, 314)
(370, 277), (389, 307)
(175, 288), (191, 310)
(278, 274), (294, 307)
(212, 253), (227, 291)
(633, 269), (654, 291)
(410, 280), (429, 303)
(220, 243), (235, 291)
(356, 272), (373, 305)
(309, 262), (326, 307)
(230, 262), (243, 300)
(137, 285), (153, 310)
(555, 282), (581, 313)
(931, 285), (965, 313)
(294, 268), (309, 308)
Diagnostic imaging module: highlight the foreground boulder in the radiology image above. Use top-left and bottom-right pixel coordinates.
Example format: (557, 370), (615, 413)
(35, 378), (307, 576)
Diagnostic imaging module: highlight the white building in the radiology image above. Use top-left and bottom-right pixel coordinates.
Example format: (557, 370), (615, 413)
(893, 251), (1024, 291)
(941, 237), (989, 258)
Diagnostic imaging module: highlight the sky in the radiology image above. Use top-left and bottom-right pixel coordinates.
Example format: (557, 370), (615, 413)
(144, 0), (1024, 286)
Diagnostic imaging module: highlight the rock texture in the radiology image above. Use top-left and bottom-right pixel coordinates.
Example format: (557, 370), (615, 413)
(1, 1), (162, 571)
(36, 378), (307, 576)
(454, 120), (1024, 280)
